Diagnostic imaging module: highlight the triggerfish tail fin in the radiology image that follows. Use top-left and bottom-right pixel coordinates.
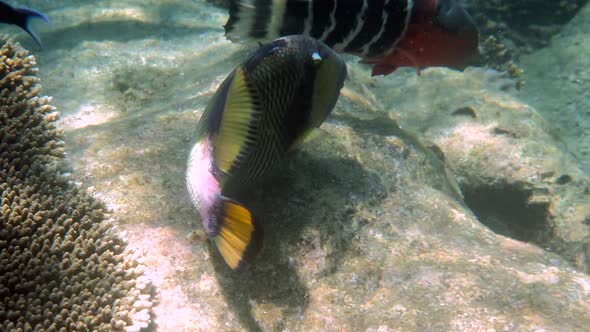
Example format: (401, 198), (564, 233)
(14, 7), (49, 48)
(210, 196), (263, 270)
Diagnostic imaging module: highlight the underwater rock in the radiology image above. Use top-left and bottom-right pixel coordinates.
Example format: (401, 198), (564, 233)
(0, 36), (152, 331)
(520, 2), (590, 174)
(62, 60), (590, 330)
(203, 64), (590, 330)
(28, 0), (590, 329)
(362, 65), (590, 273)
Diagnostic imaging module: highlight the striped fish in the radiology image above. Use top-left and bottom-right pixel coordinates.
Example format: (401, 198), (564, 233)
(225, 0), (479, 76)
(186, 35), (346, 270)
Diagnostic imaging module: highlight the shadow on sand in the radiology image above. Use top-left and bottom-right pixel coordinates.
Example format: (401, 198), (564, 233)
(209, 148), (385, 331)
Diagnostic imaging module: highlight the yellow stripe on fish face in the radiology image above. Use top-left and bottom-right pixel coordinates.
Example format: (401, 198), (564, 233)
(215, 67), (260, 175)
(214, 200), (256, 270)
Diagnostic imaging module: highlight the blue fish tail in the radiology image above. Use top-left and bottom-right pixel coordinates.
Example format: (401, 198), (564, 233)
(14, 7), (49, 48)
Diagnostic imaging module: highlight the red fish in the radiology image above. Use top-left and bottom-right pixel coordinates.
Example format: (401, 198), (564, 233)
(225, 0), (479, 76)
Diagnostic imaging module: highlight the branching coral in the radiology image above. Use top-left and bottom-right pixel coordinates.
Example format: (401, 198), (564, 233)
(0, 36), (152, 332)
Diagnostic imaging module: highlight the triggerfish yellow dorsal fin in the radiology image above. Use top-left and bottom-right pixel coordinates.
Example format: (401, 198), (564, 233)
(213, 197), (262, 270)
(215, 67), (260, 175)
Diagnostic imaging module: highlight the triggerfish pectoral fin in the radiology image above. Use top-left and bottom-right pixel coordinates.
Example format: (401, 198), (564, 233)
(210, 196), (263, 270)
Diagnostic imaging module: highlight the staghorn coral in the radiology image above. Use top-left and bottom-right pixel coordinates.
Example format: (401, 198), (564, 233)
(0, 36), (152, 331)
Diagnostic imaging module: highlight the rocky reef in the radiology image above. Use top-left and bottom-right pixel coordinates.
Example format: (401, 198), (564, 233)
(0, 36), (152, 331)
(469, 0), (587, 51)
(44, 46), (590, 331)
(520, 2), (590, 174)
(13, 0), (590, 330)
(364, 65), (590, 272)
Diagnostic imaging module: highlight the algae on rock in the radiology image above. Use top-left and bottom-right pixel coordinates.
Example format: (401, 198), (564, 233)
(359, 65), (590, 274)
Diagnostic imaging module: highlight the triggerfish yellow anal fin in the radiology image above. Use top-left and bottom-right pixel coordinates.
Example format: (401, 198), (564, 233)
(210, 196), (263, 270)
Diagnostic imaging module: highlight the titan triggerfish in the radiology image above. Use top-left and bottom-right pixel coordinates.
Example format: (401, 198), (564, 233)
(186, 35), (347, 270)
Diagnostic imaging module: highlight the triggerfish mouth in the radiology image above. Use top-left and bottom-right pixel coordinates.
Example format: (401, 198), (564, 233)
(186, 35), (347, 270)
(225, 0), (479, 76)
(0, 1), (48, 48)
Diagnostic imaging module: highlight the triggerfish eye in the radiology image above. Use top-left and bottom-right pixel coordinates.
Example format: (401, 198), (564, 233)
(312, 51), (322, 65)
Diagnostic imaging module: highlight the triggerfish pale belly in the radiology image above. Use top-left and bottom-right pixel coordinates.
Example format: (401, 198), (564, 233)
(225, 0), (479, 76)
(186, 35), (347, 270)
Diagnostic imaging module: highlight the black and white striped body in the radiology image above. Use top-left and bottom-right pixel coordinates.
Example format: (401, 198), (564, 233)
(225, 0), (413, 59)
